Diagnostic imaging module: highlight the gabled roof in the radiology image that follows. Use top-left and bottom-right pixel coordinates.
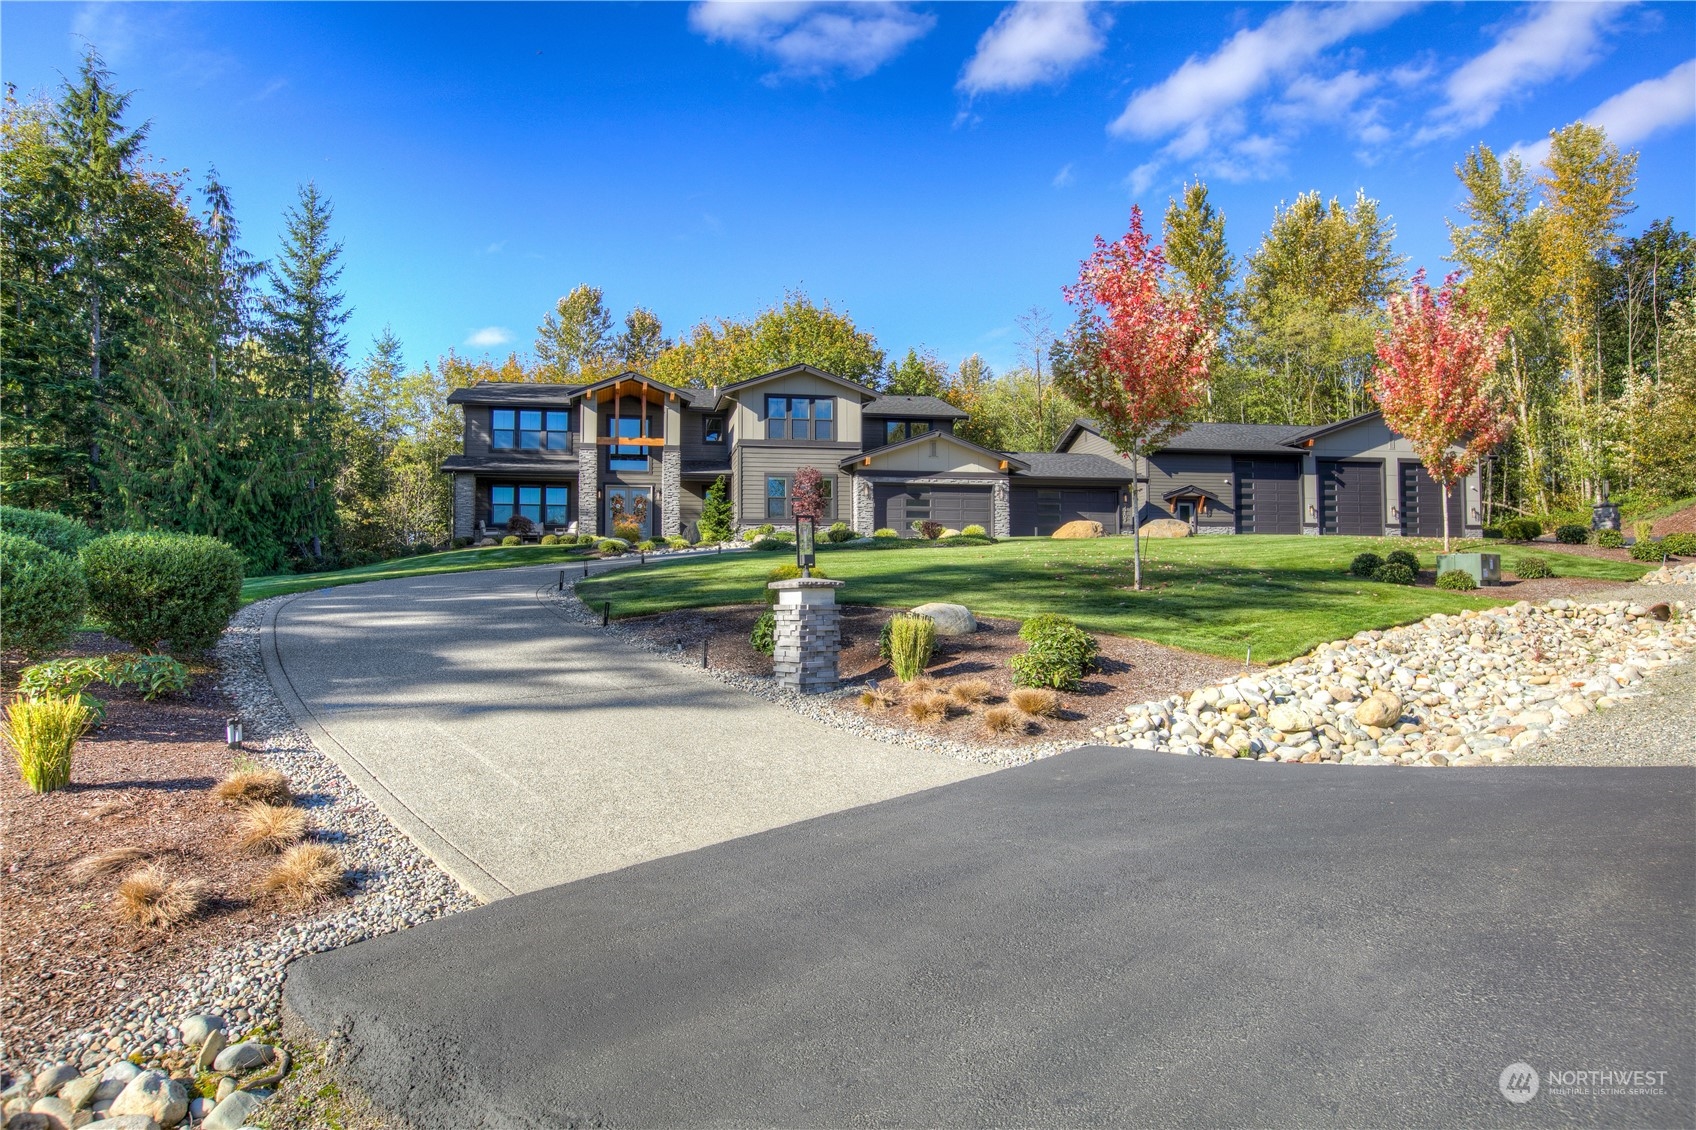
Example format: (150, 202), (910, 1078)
(1059, 416), (1313, 457)
(572, 371), (696, 400)
(1284, 409), (1383, 444)
(1008, 452), (1136, 483)
(1161, 483), (1227, 505)
(446, 381), (582, 406)
(840, 429), (1028, 471)
(863, 394), (968, 419)
(714, 363), (879, 401)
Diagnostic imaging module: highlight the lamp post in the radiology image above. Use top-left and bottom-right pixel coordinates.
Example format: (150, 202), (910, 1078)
(225, 717), (243, 749)
(796, 515), (816, 578)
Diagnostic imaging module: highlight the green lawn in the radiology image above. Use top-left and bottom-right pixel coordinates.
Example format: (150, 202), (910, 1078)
(575, 535), (1649, 663)
(240, 543), (594, 605)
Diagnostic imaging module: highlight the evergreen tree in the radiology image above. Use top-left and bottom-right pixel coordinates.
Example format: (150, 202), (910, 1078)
(699, 475), (734, 542)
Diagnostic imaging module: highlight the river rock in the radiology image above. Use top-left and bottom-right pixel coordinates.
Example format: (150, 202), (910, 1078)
(211, 1043), (271, 1074)
(83, 1117), (162, 1130)
(92, 1065), (140, 1104)
(31, 1094), (75, 1128)
(109, 1072), (186, 1127)
(1267, 705), (1312, 734)
(201, 1090), (264, 1130)
(58, 1075), (100, 1112)
(1353, 691), (1402, 729)
(32, 1066), (78, 1099)
(194, 1030), (227, 1073)
(176, 1015), (224, 1049)
(911, 602), (976, 636)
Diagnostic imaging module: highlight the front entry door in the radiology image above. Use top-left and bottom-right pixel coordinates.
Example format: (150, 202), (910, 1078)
(605, 487), (653, 538)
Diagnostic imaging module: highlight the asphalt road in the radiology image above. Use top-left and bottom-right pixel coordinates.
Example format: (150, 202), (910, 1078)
(284, 748), (1695, 1128)
(262, 558), (982, 900)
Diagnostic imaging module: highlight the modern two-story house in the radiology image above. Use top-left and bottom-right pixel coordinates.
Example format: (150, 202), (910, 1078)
(441, 364), (1483, 541)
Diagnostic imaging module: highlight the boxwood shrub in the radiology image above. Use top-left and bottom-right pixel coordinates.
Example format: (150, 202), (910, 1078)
(1349, 552), (1384, 578)
(752, 538), (789, 552)
(1385, 548), (1420, 573)
(0, 506), (98, 556)
(1435, 568), (1478, 591)
(501, 534), (521, 546)
(1499, 517), (1543, 542)
(79, 532), (242, 654)
(824, 522), (855, 543)
(1554, 524), (1590, 545)
(1371, 563), (1415, 585)
(0, 532), (89, 660)
(1594, 528), (1625, 548)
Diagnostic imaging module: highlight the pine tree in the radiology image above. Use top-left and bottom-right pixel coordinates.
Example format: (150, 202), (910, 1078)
(699, 475), (734, 542)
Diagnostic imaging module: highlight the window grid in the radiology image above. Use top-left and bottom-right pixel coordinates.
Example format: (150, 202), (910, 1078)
(765, 396), (835, 441)
(492, 408), (571, 452)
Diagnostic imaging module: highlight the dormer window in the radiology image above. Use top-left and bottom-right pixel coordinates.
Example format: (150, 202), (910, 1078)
(492, 408), (570, 452)
(884, 419), (931, 445)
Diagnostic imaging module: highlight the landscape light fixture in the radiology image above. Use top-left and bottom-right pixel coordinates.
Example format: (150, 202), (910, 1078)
(796, 515), (816, 577)
(225, 717), (243, 748)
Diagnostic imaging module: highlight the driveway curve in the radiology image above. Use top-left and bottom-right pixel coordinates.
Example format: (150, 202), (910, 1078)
(262, 558), (985, 900)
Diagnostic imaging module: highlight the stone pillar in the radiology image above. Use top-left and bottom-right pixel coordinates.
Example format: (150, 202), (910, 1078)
(453, 474), (475, 540)
(661, 449), (682, 538)
(853, 476), (875, 535)
(991, 479), (1011, 540)
(576, 443), (599, 537)
(768, 579), (843, 694)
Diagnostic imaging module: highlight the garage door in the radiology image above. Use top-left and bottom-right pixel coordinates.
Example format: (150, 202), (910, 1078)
(873, 485), (993, 533)
(1318, 460), (1383, 535)
(1398, 461), (1463, 538)
(1009, 487), (1121, 537)
(1232, 458), (1301, 534)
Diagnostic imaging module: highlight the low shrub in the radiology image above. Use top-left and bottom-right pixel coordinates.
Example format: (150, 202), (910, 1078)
(917, 520), (944, 540)
(237, 801), (308, 854)
(540, 533), (560, 546)
(1386, 549), (1420, 573)
(937, 534), (996, 546)
(1371, 563), (1415, 585)
(763, 563), (828, 601)
(214, 768), (292, 807)
(114, 864), (205, 929)
(1595, 528), (1626, 548)
(873, 528), (899, 539)
(825, 522), (855, 543)
(107, 654), (191, 700)
(610, 523), (640, 544)
(961, 524), (987, 537)
(1019, 613), (1077, 644)
(886, 613), (937, 681)
(1658, 532), (1696, 557)
(1512, 556), (1554, 579)
(501, 534), (521, 546)
(1436, 568), (1478, 591)
(0, 506), (97, 556)
(1629, 538), (1669, 562)
(452, 537), (474, 549)
(636, 539), (659, 552)
(1499, 517), (1543, 542)
(981, 705), (1027, 736)
(506, 515), (536, 538)
(80, 532), (242, 654)
(4, 693), (91, 792)
(1481, 527), (1502, 539)
(16, 657), (109, 700)
(666, 536), (691, 550)
(948, 679), (993, 705)
(770, 530), (796, 543)
(1009, 687), (1061, 718)
(752, 538), (788, 552)
(596, 540), (627, 556)
(0, 532), (89, 660)
(1010, 620), (1098, 691)
(1348, 552), (1384, 578)
(741, 528), (763, 542)
(574, 533), (597, 545)
(750, 610), (776, 655)
(258, 843), (346, 909)
(1555, 524), (1590, 545)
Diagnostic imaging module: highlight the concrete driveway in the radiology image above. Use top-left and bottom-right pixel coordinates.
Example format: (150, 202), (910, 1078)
(262, 559), (984, 899)
(284, 748), (1695, 1128)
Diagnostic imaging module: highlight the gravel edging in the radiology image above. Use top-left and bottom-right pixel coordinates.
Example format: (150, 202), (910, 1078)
(3, 596), (476, 1080)
(547, 580), (1072, 769)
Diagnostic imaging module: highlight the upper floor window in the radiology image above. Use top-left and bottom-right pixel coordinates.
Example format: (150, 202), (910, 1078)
(606, 414), (654, 471)
(765, 395), (834, 441)
(492, 408), (570, 452)
(883, 419), (931, 445)
(702, 415), (725, 444)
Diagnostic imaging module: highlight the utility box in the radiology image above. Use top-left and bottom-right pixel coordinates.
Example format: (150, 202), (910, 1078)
(1437, 552), (1501, 586)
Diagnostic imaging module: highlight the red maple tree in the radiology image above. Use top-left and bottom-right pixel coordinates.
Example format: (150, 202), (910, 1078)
(1371, 270), (1511, 552)
(1057, 206), (1215, 589)
(790, 466), (827, 521)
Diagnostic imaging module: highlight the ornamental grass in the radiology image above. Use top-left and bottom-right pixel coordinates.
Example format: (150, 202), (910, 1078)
(4, 692), (91, 793)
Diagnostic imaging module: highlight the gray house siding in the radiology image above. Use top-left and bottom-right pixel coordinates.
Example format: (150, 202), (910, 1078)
(1061, 429), (1124, 461)
(1142, 452), (1236, 531)
(734, 446), (851, 524)
(679, 407), (727, 464)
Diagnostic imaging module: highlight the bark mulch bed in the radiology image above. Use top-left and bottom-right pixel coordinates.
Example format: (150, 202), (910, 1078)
(0, 633), (311, 1063)
(619, 604), (1255, 748)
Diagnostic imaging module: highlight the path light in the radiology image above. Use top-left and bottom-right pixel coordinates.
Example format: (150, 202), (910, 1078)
(796, 515), (816, 578)
(225, 717), (243, 749)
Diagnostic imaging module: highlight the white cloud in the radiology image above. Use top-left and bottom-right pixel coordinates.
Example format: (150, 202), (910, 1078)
(689, 1), (935, 81)
(1511, 58), (1696, 169)
(1109, 2), (1409, 140)
(957, 1), (1110, 96)
(1124, 162), (1161, 197)
(465, 327), (512, 348)
(1421, 1), (1630, 140)
(1052, 162), (1075, 188)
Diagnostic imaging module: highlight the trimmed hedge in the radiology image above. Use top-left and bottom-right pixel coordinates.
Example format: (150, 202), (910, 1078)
(1385, 548), (1420, 573)
(1435, 568), (1478, 591)
(1349, 552), (1384, 579)
(0, 532), (89, 660)
(79, 533), (243, 653)
(0, 506), (98, 556)
(1371, 563), (1415, 585)
(1554, 524), (1589, 545)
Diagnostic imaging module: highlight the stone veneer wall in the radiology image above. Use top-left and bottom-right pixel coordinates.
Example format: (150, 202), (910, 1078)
(853, 477), (875, 535)
(990, 480), (1010, 539)
(453, 474), (475, 540)
(661, 450), (682, 538)
(772, 598), (841, 694)
(576, 444), (599, 537)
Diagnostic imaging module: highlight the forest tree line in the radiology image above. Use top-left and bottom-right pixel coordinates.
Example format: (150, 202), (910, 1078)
(4, 53), (1693, 575)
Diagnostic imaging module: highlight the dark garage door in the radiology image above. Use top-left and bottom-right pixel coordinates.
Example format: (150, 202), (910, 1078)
(1398, 461), (1464, 538)
(1318, 460), (1384, 535)
(1232, 458), (1301, 534)
(1009, 487), (1121, 537)
(874, 485), (993, 533)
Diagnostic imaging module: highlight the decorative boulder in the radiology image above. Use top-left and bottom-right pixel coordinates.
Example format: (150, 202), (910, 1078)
(1139, 519), (1191, 538)
(1267, 705), (1312, 734)
(910, 602), (976, 636)
(109, 1070), (187, 1127)
(1354, 690), (1403, 729)
(1052, 520), (1105, 539)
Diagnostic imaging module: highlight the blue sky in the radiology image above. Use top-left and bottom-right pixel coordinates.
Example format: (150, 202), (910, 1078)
(3, 2), (1692, 376)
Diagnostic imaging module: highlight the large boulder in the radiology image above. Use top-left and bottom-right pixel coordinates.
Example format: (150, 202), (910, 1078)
(1051, 520), (1105, 539)
(910, 602), (976, 636)
(1139, 519), (1191, 539)
(1354, 690), (1402, 729)
(109, 1071), (186, 1127)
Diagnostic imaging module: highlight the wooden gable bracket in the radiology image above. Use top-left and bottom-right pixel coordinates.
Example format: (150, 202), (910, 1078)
(998, 459), (1009, 471)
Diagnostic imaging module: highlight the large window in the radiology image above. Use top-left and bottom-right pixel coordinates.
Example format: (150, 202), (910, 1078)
(766, 474), (834, 520)
(702, 415), (725, 444)
(492, 408), (570, 451)
(489, 483), (569, 529)
(883, 419), (931, 445)
(765, 395), (834, 441)
(606, 415), (654, 471)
